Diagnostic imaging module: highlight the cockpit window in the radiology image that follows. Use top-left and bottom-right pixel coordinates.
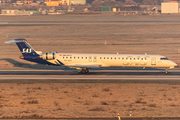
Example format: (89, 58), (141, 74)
(160, 58), (169, 60)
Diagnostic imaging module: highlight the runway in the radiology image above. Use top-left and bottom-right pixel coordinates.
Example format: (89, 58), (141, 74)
(1, 69), (180, 83)
(1, 21), (180, 25)
(1, 117), (180, 120)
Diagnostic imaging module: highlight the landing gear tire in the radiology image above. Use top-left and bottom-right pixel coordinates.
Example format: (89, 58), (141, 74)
(81, 69), (86, 74)
(81, 68), (89, 74)
(165, 68), (168, 74)
(85, 68), (89, 73)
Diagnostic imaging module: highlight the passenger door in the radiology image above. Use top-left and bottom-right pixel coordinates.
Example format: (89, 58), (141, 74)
(151, 57), (156, 65)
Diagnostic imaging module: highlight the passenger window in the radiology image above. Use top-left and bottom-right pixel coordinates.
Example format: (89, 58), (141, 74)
(118, 57), (120, 59)
(104, 57), (106, 59)
(66, 57), (68, 59)
(126, 58), (128, 60)
(63, 57), (64, 59)
(70, 57), (72, 59)
(145, 58), (146, 60)
(107, 57), (109, 59)
(134, 58), (135, 60)
(74, 57), (76, 59)
(82, 57), (83, 59)
(111, 57), (112, 59)
(100, 57), (102, 59)
(122, 58), (124, 60)
(130, 58), (132, 60)
(78, 57), (79, 59)
(114, 57), (116, 59)
(137, 58), (139, 60)
(85, 57), (87, 59)
(141, 58), (143, 60)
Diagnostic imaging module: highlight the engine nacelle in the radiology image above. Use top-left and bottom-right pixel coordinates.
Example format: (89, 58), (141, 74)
(39, 52), (57, 60)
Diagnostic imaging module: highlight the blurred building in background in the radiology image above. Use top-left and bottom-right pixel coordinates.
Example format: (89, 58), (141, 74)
(161, 1), (180, 13)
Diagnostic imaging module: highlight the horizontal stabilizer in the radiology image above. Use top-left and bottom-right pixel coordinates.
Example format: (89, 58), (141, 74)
(5, 39), (27, 43)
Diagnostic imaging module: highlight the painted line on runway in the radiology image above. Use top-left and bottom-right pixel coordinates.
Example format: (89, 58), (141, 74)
(0, 22), (8, 24)
(0, 70), (169, 72)
(0, 70), (68, 71)
(1, 21), (180, 25)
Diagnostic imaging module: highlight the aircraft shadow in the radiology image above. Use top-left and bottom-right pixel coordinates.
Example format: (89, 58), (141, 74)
(0, 58), (67, 70)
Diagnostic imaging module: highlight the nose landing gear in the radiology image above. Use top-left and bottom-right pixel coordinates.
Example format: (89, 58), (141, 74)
(166, 68), (168, 74)
(81, 68), (89, 74)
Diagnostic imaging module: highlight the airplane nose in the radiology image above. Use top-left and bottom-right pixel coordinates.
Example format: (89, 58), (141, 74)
(173, 62), (177, 66)
(171, 61), (177, 67)
(168, 61), (177, 69)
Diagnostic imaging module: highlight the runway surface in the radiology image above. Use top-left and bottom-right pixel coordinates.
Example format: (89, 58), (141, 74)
(0, 118), (180, 120)
(1, 21), (180, 25)
(1, 69), (180, 83)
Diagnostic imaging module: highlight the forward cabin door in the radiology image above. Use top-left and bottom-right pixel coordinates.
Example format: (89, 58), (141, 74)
(151, 57), (156, 65)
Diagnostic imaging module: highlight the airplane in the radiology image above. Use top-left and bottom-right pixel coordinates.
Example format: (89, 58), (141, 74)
(5, 38), (177, 74)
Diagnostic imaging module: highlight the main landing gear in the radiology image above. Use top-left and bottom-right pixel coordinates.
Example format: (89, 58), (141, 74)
(81, 68), (89, 74)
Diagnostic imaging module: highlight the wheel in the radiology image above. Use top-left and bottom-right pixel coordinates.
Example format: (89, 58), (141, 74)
(165, 68), (168, 74)
(85, 68), (89, 73)
(81, 69), (86, 74)
(81, 68), (89, 74)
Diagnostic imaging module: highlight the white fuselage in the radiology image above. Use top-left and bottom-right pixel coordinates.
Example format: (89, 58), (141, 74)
(47, 53), (177, 68)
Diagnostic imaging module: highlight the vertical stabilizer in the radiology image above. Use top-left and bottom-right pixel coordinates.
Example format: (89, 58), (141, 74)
(5, 39), (38, 56)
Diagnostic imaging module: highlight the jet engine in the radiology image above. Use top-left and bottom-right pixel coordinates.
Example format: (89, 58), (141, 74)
(38, 52), (57, 60)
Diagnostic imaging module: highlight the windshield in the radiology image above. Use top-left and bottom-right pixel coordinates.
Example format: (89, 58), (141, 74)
(160, 58), (169, 60)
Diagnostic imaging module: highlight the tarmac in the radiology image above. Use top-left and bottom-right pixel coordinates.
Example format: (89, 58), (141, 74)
(1, 68), (180, 84)
(1, 21), (180, 25)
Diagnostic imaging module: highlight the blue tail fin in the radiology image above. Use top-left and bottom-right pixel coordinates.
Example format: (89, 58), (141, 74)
(5, 39), (38, 56)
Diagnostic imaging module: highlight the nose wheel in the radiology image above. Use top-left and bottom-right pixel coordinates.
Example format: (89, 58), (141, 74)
(166, 68), (168, 74)
(81, 68), (89, 74)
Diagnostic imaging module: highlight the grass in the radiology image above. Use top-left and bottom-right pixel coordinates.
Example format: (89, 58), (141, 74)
(88, 107), (107, 111)
(92, 94), (99, 97)
(101, 101), (109, 105)
(64, 91), (68, 93)
(135, 98), (147, 104)
(84, 102), (91, 105)
(148, 104), (156, 107)
(102, 88), (110, 92)
(53, 101), (58, 106)
(28, 100), (38, 104)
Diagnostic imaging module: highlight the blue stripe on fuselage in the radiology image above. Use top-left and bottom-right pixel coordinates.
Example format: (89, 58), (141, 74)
(56, 59), (64, 65)
(55, 61), (59, 65)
